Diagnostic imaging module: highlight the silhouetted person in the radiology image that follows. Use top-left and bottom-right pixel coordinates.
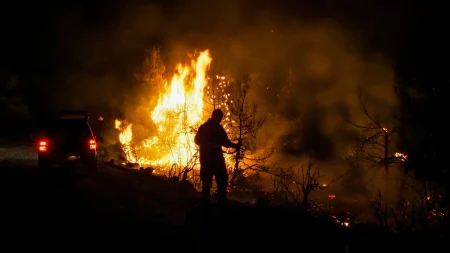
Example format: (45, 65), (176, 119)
(194, 109), (240, 207)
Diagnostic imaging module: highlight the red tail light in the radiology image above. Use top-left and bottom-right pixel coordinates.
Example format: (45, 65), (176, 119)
(38, 140), (47, 152)
(89, 139), (96, 150)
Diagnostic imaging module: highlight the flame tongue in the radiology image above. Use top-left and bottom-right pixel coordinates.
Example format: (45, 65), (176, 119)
(115, 120), (136, 163)
(116, 50), (212, 168)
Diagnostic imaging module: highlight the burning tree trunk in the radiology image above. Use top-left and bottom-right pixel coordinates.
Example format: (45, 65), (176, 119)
(347, 92), (399, 174)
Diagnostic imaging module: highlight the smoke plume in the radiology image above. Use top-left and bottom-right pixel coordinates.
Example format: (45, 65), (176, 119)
(31, 0), (420, 208)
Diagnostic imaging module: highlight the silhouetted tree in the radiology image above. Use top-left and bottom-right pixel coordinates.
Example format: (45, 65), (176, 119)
(347, 88), (409, 206)
(347, 88), (406, 174)
(271, 156), (324, 210)
(226, 76), (272, 185)
(204, 74), (272, 186)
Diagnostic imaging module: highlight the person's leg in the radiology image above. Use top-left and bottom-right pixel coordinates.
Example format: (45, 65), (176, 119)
(200, 167), (213, 205)
(215, 164), (229, 206)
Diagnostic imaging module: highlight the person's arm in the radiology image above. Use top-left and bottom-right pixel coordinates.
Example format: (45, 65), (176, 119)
(217, 125), (239, 149)
(194, 125), (203, 145)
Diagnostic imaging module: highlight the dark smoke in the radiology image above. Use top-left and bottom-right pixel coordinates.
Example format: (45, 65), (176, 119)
(17, 0), (419, 112)
(5, 0), (424, 205)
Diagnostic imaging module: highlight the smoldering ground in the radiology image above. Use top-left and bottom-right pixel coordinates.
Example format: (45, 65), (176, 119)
(20, 1), (421, 209)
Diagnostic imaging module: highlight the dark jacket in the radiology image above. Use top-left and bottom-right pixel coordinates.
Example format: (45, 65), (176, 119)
(194, 118), (235, 156)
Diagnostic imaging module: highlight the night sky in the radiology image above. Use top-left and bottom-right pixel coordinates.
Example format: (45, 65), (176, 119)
(1, 0), (448, 180)
(2, 1), (444, 99)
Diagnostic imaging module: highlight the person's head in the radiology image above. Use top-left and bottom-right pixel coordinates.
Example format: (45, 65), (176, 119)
(211, 109), (224, 123)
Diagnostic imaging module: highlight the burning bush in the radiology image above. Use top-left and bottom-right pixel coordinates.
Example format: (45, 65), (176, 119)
(113, 49), (273, 190)
(115, 49), (212, 170)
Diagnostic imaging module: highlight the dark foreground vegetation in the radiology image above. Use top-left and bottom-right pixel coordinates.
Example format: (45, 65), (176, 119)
(0, 159), (446, 252)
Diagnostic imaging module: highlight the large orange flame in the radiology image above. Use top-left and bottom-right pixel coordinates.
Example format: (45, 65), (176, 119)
(115, 50), (212, 168)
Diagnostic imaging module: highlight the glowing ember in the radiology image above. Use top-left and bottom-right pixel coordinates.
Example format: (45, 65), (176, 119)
(115, 50), (213, 168)
(206, 75), (233, 133)
(394, 152), (408, 161)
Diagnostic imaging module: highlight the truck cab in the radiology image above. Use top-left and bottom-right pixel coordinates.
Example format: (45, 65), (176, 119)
(37, 111), (97, 173)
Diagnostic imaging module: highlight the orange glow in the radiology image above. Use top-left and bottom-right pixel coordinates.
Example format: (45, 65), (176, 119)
(115, 50), (213, 168)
